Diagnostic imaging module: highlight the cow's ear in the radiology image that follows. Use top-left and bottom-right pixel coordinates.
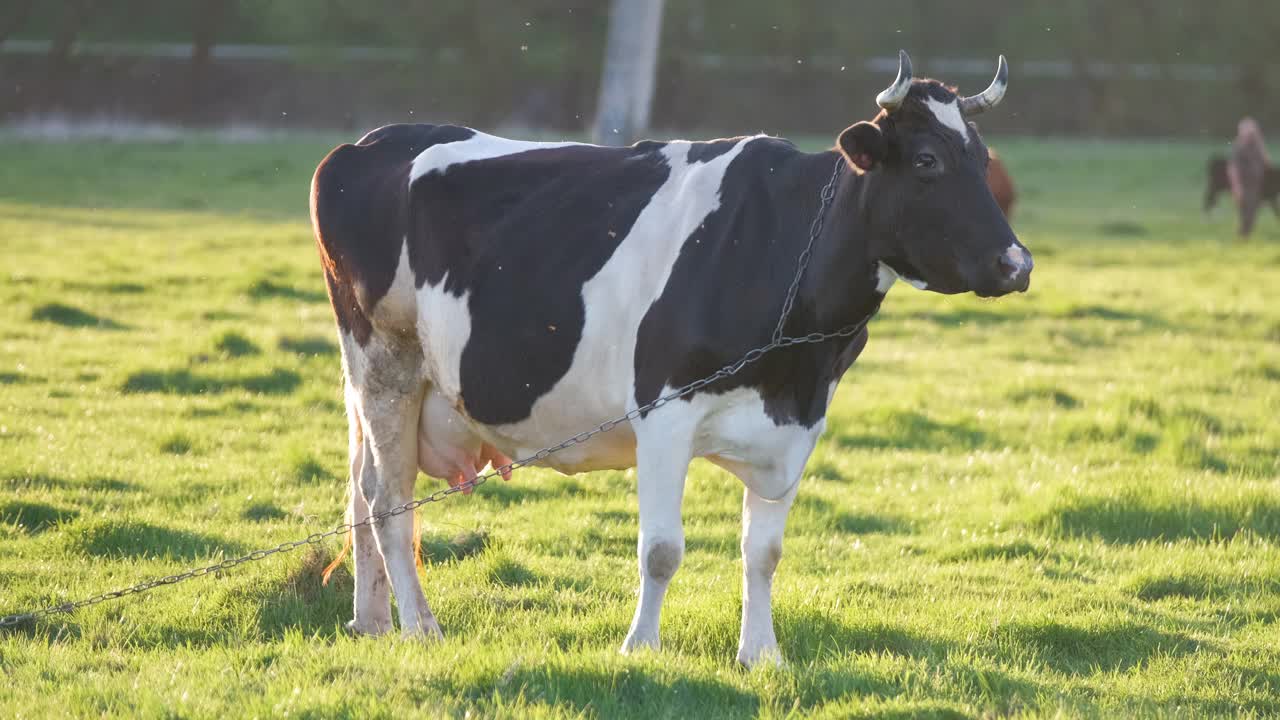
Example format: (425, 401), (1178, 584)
(838, 122), (886, 172)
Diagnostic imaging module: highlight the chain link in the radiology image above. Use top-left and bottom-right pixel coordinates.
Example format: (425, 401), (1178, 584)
(773, 157), (843, 344)
(0, 155), (852, 630)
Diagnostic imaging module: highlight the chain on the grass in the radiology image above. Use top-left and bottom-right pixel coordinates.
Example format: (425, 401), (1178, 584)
(0, 156), (853, 630)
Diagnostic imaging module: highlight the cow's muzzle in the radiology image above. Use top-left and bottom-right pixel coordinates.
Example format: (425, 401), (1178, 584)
(992, 243), (1033, 294)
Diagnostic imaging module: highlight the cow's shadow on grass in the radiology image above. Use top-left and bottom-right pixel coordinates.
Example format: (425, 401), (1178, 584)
(896, 303), (1168, 331)
(792, 493), (911, 535)
(246, 278), (327, 304)
(0, 371), (40, 385)
(65, 519), (245, 560)
(992, 619), (1199, 675)
(251, 549), (355, 641)
(0, 500), (78, 533)
(475, 478), (582, 507)
(278, 335), (338, 357)
(1, 473), (137, 493)
(30, 302), (128, 330)
(831, 410), (995, 452)
(482, 665), (761, 718)
(252, 537), (528, 644)
(780, 608), (954, 663)
(420, 529), (491, 564)
(121, 367), (301, 395)
(898, 306), (1030, 327)
(1032, 492), (1280, 543)
(1049, 304), (1169, 326)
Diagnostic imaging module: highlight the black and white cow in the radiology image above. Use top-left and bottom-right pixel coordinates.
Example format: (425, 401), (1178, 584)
(309, 51), (1031, 667)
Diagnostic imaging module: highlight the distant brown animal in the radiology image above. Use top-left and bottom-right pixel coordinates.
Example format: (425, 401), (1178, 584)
(1205, 156), (1280, 223)
(986, 148), (1016, 218)
(1204, 117), (1277, 237)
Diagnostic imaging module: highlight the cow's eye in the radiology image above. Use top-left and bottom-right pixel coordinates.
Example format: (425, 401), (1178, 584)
(913, 153), (937, 170)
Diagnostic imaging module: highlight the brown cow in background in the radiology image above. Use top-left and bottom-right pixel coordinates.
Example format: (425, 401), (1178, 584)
(1204, 117), (1279, 237)
(987, 148), (1016, 218)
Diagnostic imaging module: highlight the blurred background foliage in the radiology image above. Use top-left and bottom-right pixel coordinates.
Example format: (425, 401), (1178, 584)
(2, 0), (1278, 137)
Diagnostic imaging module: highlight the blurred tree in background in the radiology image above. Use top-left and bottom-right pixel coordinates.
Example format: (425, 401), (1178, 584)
(1, 0), (1277, 137)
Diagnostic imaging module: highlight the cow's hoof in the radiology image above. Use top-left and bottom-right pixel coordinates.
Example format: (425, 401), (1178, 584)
(619, 632), (660, 655)
(400, 616), (445, 641)
(736, 646), (787, 670)
(345, 618), (392, 637)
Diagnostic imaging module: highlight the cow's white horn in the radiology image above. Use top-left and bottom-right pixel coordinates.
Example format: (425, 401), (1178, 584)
(875, 50), (914, 112)
(958, 55), (1008, 116)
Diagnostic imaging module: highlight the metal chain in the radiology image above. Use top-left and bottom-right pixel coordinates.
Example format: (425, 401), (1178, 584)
(773, 157), (843, 344)
(0, 155), (853, 630)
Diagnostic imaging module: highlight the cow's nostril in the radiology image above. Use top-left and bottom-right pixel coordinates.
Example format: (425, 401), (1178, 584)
(996, 254), (1019, 277)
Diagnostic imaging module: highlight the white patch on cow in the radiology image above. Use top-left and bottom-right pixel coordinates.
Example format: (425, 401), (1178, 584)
(410, 130), (592, 404)
(877, 261), (928, 291)
(1003, 243), (1030, 275)
(415, 275), (472, 401)
(408, 129), (582, 183)
(369, 239), (417, 331)
(923, 97), (969, 145)
(686, 386), (824, 501)
(875, 262), (898, 293)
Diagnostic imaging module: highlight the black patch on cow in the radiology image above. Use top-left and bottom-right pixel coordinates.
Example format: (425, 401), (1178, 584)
(409, 143), (672, 425)
(631, 140), (667, 154)
(686, 138), (744, 164)
(311, 124), (475, 343)
(918, 80), (958, 104)
(634, 139), (878, 427)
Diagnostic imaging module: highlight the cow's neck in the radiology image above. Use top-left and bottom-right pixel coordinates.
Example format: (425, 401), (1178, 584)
(791, 158), (887, 336)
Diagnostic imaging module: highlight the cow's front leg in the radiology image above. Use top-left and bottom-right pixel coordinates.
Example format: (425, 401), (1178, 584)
(737, 484), (798, 668)
(621, 436), (691, 654)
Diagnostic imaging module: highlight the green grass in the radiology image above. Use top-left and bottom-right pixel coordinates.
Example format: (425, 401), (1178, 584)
(0, 132), (1278, 719)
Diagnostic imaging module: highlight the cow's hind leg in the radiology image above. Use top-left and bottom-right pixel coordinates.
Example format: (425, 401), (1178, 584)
(346, 339), (441, 638)
(621, 427), (692, 654)
(342, 380), (393, 635)
(1239, 189), (1262, 237)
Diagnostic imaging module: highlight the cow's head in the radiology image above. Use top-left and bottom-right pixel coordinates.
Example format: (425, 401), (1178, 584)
(839, 51), (1032, 297)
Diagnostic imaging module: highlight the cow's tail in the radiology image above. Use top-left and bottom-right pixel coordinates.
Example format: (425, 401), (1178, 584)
(320, 507), (353, 586)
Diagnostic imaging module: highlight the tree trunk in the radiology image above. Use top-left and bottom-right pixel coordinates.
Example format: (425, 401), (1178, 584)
(591, 0), (665, 145)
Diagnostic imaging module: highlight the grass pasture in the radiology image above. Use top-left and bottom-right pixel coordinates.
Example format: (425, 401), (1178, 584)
(0, 133), (1278, 718)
